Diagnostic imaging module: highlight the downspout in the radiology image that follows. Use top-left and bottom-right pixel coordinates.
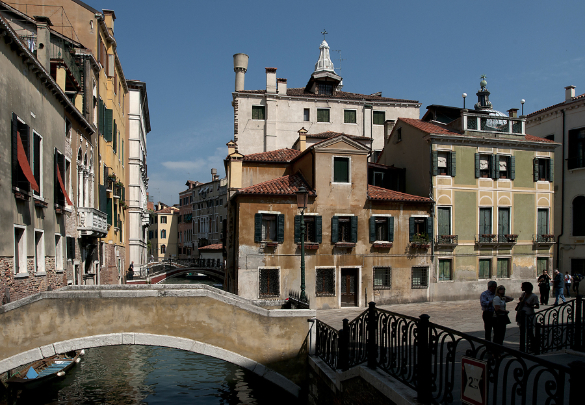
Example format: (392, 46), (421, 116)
(556, 110), (566, 268)
(429, 140), (435, 300)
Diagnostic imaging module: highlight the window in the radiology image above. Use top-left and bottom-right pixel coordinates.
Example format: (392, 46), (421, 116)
(295, 215), (322, 244)
(412, 267), (429, 288)
(498, 208), (510, 237)
(259, 268), (280, 297)
(369, 216), (394, 242)
(304, 108), (310, 121)
(55, 234), (63, 272)
(533, 158), (553, 182)
(160, 216), (167, 224)
(479, 208), (492, 235)
(537, 258), (549, 274)
(396, 127), (402, 142)
(161, 245), (166, 254)
(252, 105), (265, 120)
(373, 267), (391, 289)
(316, 268), (335, 296)
(318, 83), (333, 95)
(161, 229), (166, 239)
(573, 196), (585, 236)
(66, 236), (75, 260)
(317, 108), (330, 122)
(14, 226), (27, 275)
(479, 259), (491, 279)
(373, 111), (385, 125)
(34, 230), (45, 274)
(476, 154), (492, 178)
(149, 231), (153, 239)
(497, 156), (515, 180)
(568, 128), (585, 169)
(54, 150), (71, 207)
(537, 208), (549, 237)
(344, 110), (356, 124)
(438, 259), (452, 281)
(437, 207), (451, 237)
(31, 131), (43, 196)
(254, 213), (284, 243)
(333, 156), (350, 183)
(332, 216), (357, 244)
(11, 114), (36, 193)
(433, 151), (456, 177)
(497, 258), (510, 278)
(409, 217), (433, 242)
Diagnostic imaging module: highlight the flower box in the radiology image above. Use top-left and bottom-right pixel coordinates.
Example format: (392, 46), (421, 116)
(373, 242), (393, 248)
(299, 243), (319, 250)
(265, 242), (278, 247)
(335, 242), (355, 248)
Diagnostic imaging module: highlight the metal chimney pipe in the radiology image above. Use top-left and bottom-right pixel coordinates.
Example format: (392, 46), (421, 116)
(233, 53), (249, 92)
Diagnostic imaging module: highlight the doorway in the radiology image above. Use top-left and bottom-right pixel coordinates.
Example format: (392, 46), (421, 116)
(340, 268), (358, 307)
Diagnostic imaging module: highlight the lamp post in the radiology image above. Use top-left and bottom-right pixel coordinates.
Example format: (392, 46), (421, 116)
(462, 93), (467, 109)
(295, 186), (309, 303)
(521, 99), (525, 116)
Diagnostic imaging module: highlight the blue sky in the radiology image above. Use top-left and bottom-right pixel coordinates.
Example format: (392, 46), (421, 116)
(93, 0), (585, 204)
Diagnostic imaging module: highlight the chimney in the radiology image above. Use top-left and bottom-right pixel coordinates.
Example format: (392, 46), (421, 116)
(565, 85), (576, 102)
(266, 67), (277, 93)
(298, 127), (308, 152)
(233, 53), (249, 92)
(211, 168), (217, 181)
(228, 155), (243, 189)
(384, 120), (396, 142)
(35, 21), (51, 69)
(277, 78), (287, 95)
(227, 140), (237, 156)
(507, 108), (519, 118)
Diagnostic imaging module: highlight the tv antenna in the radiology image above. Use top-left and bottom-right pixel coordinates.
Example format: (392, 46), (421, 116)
(332, 49), (345, 71)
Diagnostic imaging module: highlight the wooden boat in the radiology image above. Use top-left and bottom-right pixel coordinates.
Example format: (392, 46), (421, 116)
(6, 350), (83, 387)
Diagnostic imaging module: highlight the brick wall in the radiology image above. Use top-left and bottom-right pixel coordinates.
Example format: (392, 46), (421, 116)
(1, 256), (67, 303)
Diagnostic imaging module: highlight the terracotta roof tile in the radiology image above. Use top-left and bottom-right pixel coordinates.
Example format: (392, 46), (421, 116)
(307, 131), (372, 141)
(367, 185), (432, 203)
(237, 88), (419, 104)
(524, 134), (557, 143)
(527, 93), (585, 117)
(243, 148), (301, 163)
(199, 243), (223, 250)
(237, 173), (315, 196)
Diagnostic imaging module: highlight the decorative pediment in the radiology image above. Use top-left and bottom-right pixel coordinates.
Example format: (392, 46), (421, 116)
(312, 134), (370, 153)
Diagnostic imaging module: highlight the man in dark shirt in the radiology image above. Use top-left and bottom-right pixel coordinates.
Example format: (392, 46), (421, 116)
(480, 281), (498, 341)
(553, 269), (566, 306)
(537, 270), (551, 305)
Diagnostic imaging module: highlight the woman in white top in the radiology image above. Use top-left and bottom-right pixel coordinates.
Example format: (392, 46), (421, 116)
(493, 286), (512, 345)
(518, 282), (540, 349)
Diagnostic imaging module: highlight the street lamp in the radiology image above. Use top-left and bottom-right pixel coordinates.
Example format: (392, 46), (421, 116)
(295, 186), (309, 303)
(462, 93), (467, 109)
(521, 99), (525, 116)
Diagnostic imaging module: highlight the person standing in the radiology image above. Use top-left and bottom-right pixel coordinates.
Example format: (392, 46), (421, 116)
(574, 273), (582, 294)
(537, 270), (551, 305)
(517, 282), (540, 349)
(565, 272), (572, 297)
(553, 269), (566, 305)
(127, 261), (134, 281)
(480, 281), (498, 341)
(493, 286), (513, 345)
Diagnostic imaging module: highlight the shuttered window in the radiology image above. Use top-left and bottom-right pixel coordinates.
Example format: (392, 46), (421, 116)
(332, 216), (357, 243)
(259, 268), (279, 297)
(479, 259), (491, 279)
(534, 158), (553, 182)
(373, 111), (385, 125)
(438, 259), (452, 281)
(497, 258), (510, 278)
(369, 216), (394, 242)
(294, 215), (322, 243)
(254, 213), (284, 243)
(333, 157), (350, 183)
(344, 110), (356, 124)
(479, 208), (492, 235)
(252, 106), (265, 120)
(317, 109), (330, 122)
(433, 151), (456, 177)
(104, 108), (113, 142)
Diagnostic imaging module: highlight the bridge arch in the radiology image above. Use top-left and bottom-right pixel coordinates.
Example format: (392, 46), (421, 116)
(0, 285), (314, 397)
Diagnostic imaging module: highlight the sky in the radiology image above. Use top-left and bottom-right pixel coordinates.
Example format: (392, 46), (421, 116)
(91, 0), (585, 204)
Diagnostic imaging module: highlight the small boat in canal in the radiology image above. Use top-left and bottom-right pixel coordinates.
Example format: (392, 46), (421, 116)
(6, 350), (83, 388)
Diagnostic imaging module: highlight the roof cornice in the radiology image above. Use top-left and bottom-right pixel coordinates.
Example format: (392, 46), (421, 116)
(423, 133), (559, 151)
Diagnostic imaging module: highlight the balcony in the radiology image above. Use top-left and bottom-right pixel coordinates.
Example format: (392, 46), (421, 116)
(533, 234), (556, 247)
(410, 235), (432, 250)
(436, 234), (458, 247)
(498, 234), (518, 247)
(464, 113), (524, 135)
(78, 207), (108, 237)
(476, 234), (498, 246)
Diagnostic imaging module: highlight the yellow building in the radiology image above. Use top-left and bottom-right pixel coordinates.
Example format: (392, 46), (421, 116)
(148, 203), (179, 261)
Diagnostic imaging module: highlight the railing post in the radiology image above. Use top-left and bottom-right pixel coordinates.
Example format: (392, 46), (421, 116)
(417, 314), (432, 404)
(575, 295), (583, 351)
(338, 318), (349, 371)
(569, 361), (585, 405)
(367, 301), (378, 369)
(519, 310), (526, 352)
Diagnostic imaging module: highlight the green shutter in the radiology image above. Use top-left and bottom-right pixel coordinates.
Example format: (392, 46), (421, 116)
(104, 108), (113, 142)
(106, 197), (112, 225)
(294, 215), (301, 244)
(98, 99), (104, 134)
(494, 155), (500, 179)
(254, 213), (262, 242)
(331, 216), (339, 244)
(432, 151), (438, 176)
(475, 153), (480, 178)
(533, 158), (539, 182)
(549, 158), (554, 182)
(490, 155), (497, 179)
(114, 201), (118, 226)
(113, 120), (117, 153)
(315, 216), (322, 243)
(426, 216), (433, 242)
(350, 216), (358, 243)
(510, 156), (516, 180)
(122, 186), (125, 203)
(369, 216), (376, 242)
(388, 217), (394, 242)
(409, 217), (415, 241)
(277, 214), (285, 243)
(450, 151), (456, 177)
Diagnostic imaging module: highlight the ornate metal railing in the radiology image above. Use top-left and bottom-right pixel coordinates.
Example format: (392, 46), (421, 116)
(315, 302), (585, 404)
(436, 234), (458, 245)
(476, 234), (498, 244)
(520, 296), (584, 355)
(497, 234), (518, 244)
(532, 233), (556, 244)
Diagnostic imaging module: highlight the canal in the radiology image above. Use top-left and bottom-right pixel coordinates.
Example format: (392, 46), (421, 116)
(1, 275), (297, 405)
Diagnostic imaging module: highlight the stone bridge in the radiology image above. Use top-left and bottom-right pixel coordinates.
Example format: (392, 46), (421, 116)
(128, 266), (225, 284)
(0, 285), (315, 396)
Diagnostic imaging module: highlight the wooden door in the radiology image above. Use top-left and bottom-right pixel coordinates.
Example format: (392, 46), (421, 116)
(341, 268), (358, 307)
(479, 208), (492, 235)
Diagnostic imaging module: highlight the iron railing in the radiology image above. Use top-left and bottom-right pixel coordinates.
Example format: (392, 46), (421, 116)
(532, 233), (556, 244)
(315, 302), (585, 404)
(520, 295), (584, 355)
(497, 234), (518, 243)
(436, 234), (458, 245)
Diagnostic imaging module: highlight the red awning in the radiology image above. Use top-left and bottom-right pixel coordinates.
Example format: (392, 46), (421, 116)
(17, 132), (39, 193)
(56, 164), (73, 206)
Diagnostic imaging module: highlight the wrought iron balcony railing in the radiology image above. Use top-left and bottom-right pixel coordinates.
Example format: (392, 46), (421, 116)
(77, 207), (107, 237)
(533, 234), (556, 244)
(476, 234), (498, 244)
(436, 234), (458, 245)
(498, 234), (518, 244)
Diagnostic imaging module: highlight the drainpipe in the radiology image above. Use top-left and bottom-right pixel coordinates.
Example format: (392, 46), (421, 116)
(429, 140), (436, 297)
(556, 110), (566, 269)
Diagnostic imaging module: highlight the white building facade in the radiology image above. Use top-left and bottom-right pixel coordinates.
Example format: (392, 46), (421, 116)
(126, 80), (151, 275)
(526, 85), (585, 276)
(232, 41), (421, 159)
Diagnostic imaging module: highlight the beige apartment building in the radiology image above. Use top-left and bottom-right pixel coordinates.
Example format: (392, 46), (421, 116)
(148, 203), (179, 261)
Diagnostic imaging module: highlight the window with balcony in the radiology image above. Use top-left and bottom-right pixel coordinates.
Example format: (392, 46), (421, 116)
(433, 151), (456, 176)
(411, 267), (428, 288)
(369, 216), (394, 243)
(498, 208), (513, 242)
(333, 156), (350, 183)
(331, 216), (357, 244)
(373, 267), (391, 289)
(533, 158), (553, 182)
(438, 259), (452, 281)
(373, 111), (385, 125)
(259, 268), (280, 297)
(316, 268), (335, 296)
(568, 128), (585, 169)
(437, 207), (455, 244)
(317, 108), (330, 122)
(344, 109), (356, 124)
(537, 209), (550, 239)
(252, 105), (265, 120)
(479, 208), (492, 240)
(254, 213), (284, 243)
(573, 196), (585, 236)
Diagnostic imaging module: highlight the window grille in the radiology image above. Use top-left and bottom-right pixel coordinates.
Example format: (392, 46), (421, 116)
(412, 267), (428, 289)
(259, 268), (280, 297)
(316, 268), (335, 296)
(374, 267), (391, 289)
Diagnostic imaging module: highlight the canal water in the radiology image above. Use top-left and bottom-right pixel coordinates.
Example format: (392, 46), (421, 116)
(2, 275), (297, 405)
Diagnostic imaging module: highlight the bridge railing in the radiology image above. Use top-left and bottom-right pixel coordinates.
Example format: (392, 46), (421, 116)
(315, 302), (585, 405)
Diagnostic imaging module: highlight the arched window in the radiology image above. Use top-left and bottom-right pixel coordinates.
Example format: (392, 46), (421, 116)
(161, 229), (166, 239)
(574, 196), (585, 236)
(77, 148), (83, 164)
(161, 245), (166, 254)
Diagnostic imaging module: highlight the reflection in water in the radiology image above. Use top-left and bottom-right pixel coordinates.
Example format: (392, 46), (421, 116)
(7, 346), (296, 405)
